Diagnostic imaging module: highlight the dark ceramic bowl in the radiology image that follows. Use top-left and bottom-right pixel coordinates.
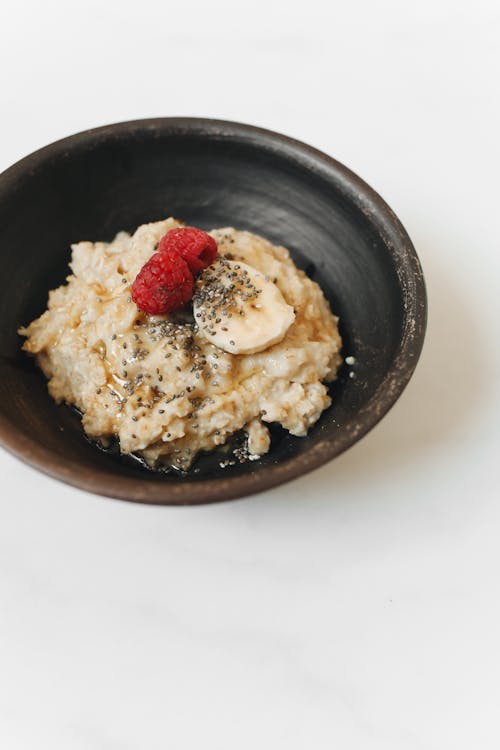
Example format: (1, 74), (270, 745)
(0, 118), (426, 504)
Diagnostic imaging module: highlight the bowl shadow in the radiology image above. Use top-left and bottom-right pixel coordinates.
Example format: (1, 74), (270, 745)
(288, 243), (486, 496)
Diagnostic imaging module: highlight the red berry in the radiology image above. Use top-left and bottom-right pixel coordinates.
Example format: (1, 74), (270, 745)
(158, 227), (218, 274)
(131, 249), (193, 315)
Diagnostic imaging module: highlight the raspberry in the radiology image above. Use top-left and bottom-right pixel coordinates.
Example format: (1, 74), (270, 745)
(158, 227), (218, 274)
(131, 249), (193, 315)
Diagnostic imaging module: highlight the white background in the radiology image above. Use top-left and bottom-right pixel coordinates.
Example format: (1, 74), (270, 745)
(1, 1), (499, 748)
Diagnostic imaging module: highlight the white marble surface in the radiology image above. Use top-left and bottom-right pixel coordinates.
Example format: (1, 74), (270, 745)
(1, 1), (499, 747)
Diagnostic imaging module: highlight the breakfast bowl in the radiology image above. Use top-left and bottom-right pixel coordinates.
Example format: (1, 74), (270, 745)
(0, 118), (426, 504)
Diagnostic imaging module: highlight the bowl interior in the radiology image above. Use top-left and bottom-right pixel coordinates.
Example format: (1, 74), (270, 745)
(0, 120), (425, 502)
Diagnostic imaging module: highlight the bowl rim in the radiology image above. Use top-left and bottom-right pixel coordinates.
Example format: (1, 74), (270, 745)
(0, 117), (427, 505)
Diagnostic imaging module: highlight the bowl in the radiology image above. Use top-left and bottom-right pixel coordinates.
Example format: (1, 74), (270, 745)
(0, 118), (426, 504)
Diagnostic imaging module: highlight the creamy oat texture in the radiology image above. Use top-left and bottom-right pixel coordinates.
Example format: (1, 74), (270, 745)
(20, 219), (342, 469)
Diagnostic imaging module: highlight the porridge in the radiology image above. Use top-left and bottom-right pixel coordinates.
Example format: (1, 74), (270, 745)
(19, 218), (342, 470)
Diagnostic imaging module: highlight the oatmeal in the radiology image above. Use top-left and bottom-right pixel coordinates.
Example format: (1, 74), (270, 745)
(19, 219), (342, 470)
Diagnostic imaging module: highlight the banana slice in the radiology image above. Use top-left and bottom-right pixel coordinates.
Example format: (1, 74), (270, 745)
(193, 259), (295, 354)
